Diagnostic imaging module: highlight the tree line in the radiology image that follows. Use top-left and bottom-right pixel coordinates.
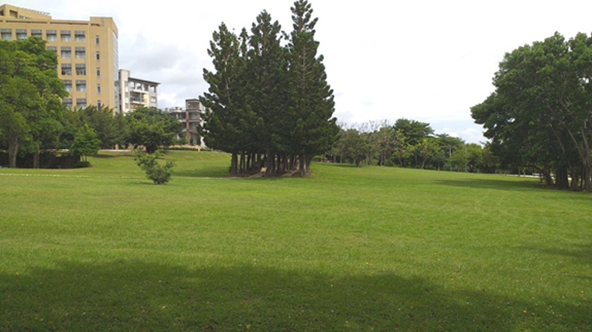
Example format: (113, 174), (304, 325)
(200, 0), (337, 177)
(330, 118), (498, 173)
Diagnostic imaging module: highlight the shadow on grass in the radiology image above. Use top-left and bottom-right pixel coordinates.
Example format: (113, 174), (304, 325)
(1, 261), (590, 331)
(518, 244), (592, 265)
(93, 154), (134, 159)
(174, 167), (229, 178)
(435, 177), (541, 192)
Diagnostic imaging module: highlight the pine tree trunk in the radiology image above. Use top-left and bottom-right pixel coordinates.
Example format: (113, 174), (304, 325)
(265, 150), (273, 176)
(299, 153), (306, 177)
(230, 152), (238, 176)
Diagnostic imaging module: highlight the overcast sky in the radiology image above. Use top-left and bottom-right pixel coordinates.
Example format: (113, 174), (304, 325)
(13, 0), (592, 143)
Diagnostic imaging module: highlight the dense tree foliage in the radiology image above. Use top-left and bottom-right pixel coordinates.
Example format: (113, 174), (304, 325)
(60, 106), (127, 149)
(201, 0), (337, 177)
(125, 107), (183, 154)
(70, 124), (101, 162)
(330, 119), (497, 173)
(472, 32), (592, 191)
(0, 38), (67, 168)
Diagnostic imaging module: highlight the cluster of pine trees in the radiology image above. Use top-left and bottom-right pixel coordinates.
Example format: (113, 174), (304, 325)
(200, 0), (337, 177)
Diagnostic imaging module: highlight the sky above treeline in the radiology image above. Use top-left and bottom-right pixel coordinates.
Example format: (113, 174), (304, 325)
(13, 0), (592, 143)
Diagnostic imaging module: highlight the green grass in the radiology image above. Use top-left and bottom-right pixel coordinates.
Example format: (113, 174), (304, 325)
(1, 150), (591, 331)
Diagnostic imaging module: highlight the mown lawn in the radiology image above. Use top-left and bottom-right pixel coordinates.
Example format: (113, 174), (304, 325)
(0, 150), (590, 331)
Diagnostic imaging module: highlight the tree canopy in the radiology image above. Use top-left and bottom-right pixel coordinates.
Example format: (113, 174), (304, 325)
(125, 107), (183, 154)
(471, 32), (592, 191)
(0, 37), (67, 168)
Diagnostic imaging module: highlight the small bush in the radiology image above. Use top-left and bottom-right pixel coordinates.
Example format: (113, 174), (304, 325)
(133, 149), (174, 185)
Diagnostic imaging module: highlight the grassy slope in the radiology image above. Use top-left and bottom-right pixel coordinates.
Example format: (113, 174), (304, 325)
(0, 151), (590, 331)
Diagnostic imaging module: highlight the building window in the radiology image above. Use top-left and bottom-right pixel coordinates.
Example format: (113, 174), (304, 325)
(61, 47), (71, 59)
(150, 97), (157, 103)
(16, 29), (27, 40)
(61, 30), (71, 42)
(1, 29), (12, 40)
(63, 80), (72, 93)
(76, 98), (87, 109)
(75, 31), (85, 42)
(96, 68), (100, 78)
(61, 64), (72, 76)
(46, 46), (57, 55)
(46, 30), (57, 41)
(97, 84), (101, 94)
(76, 64), (86, 75)
(31, 29), (42, 38)
(63, 98), (72, 109)
(75, 47), (85, 59)
(95, 35), (100, 46)
(96, 52), (100, 60)
(97, 100), (102, 109)
(150, 85), (156, 93)
(76, 80), (86, 92)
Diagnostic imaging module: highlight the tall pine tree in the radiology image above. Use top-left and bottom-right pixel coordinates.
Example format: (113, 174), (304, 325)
(246, 10), (290, 176)
(200, 23), (246, 175)
(287, 0), (337, 176)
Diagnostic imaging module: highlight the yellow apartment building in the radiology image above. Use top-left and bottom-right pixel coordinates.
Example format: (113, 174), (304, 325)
(0, 4), (119, 111)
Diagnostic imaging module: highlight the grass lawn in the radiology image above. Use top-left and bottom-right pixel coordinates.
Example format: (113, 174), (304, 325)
(1, 150), (591, 331)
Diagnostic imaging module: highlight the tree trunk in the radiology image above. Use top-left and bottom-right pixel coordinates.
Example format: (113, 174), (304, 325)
(570, 168), (580, 191)
(265, 150), (273, 176)
(230, 152), (238, 176)
(33, 146), (40, 169)
(299, 153), (306, 177)
(555, 167), (569, 189)
(8, 129), (19, 168)
(543, 168), (554, 186)
(582, 131), (592, 192)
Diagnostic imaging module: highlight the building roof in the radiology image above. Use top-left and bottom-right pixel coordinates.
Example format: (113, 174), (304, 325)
(128, 77), (160, 86)
(0, 4), (51, 19)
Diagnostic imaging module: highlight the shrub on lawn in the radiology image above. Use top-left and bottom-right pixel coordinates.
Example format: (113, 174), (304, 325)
(133, 149), (174, 184)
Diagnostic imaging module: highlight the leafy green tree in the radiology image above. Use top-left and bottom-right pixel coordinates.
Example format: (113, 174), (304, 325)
(416, 137), (439, 169)
(133, 149), (174, 184)
(125, 107), (183, 154)
(393, 118), (434, 146)
(70, 124), (101, 162)
(79, 106), (127, 148)
(435, 134), (465, 171)
(334, 129), (370, 166)
(0, 38), (67, 168)
(472, 32), (591, 190)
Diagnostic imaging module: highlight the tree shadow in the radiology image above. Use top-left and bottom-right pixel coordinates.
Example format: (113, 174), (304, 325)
(1, 260), (590, 331)
(517, 244), (592, 265)
(434, 177), (541, 192)
(174, 167), (229, 178)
